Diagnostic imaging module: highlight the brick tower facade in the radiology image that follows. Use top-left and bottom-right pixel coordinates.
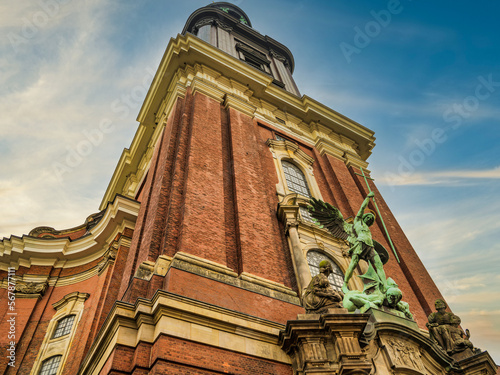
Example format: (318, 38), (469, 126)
(1, 3), (498, 375)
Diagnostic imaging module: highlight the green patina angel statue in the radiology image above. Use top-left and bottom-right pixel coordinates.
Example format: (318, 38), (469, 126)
(307, 192), (413, 319)
(308, 192), (387, 293)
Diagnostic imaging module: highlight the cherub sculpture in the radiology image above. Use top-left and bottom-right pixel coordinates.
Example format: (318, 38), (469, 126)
(308, 192), (387, 293)
(302, 260), (344, 313)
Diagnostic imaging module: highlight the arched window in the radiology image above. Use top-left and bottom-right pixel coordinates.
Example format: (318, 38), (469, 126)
(281, 160), (315, 222)
(307, 250), (344, 292)
(282, 160), (310, 197)
(39, 355), (62, 375)
(52, 315), (75, 339)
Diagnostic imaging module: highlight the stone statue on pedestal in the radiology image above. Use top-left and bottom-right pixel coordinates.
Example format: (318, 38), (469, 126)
(302, 260), (343, 314)
(426, 299), (454, 353)
(449, 315), (475, 353)
(427, 299), (480, 358)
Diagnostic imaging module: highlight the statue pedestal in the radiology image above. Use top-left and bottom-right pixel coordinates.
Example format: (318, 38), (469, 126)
(454, 351), (498, 375)
(362, 307), (419, 343)
(279, 311), (373, 375)
(279, 308), (499, 375)
(451, 348), (475, 361)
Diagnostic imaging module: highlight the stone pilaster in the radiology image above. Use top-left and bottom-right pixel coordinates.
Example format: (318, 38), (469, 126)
(279, 312), (372, 375)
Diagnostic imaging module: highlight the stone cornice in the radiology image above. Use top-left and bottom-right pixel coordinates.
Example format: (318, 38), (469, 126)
(0, 195), (139, 270)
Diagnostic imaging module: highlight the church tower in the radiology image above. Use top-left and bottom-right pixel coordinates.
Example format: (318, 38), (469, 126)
(0, 3), (497, 374)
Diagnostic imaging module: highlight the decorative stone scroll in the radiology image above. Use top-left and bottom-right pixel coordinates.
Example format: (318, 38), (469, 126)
(97, 246), (118, 274)
(214, 19), (232, 32)
(191, 17), (215, 34)
(15, 280), (49, 299)
(270, 49), (291, 69)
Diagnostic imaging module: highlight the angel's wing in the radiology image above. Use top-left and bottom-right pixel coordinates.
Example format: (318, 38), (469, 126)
(308, 198), (352, 241)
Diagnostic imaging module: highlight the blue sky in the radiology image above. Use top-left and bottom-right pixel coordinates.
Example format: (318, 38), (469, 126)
(1, 0), (499, 363)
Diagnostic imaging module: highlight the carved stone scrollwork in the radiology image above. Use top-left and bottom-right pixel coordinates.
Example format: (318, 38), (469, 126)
(214, 19), (232, 32)
(192, 17), (215, 34)
(270, 49), (291, 69)
(270, 49), (285, 62)
(281, 301), (497, 375)
(15, 281), (49, 298)
(285, 219), (300, 237)
(97, 246), (118, 274)
(280, 314), (372, 375)
(29, 211), (104, 238)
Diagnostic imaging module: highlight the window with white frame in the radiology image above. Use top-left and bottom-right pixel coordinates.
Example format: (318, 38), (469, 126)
(39, 355), (62, 375)
(307, 250), (344, 291)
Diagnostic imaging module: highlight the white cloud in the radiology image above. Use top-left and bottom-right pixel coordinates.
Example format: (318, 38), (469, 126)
(0, 1), (150, 238)
(378, 166), (500, 186)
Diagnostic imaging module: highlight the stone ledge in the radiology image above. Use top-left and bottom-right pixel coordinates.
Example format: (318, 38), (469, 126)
(78, 290), (291, 375)
(169, 251), (300, 305)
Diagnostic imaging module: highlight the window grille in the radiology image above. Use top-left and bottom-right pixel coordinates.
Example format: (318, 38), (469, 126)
(299, 206), (315, 223)
(52, 315), (75, 339)
(282, 161), (311, 197)
(39, 356), (62, 375)
(307, 250), (344, 291)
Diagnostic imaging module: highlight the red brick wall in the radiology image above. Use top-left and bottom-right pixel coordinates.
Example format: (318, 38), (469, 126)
(102, 336), (292, 375)
(122, 91), (298, 302)
(164, 267), (303, 324)
(0, 230), (133, 374)
(177, 92), (227, 265)
(0, 274), (103, 374)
